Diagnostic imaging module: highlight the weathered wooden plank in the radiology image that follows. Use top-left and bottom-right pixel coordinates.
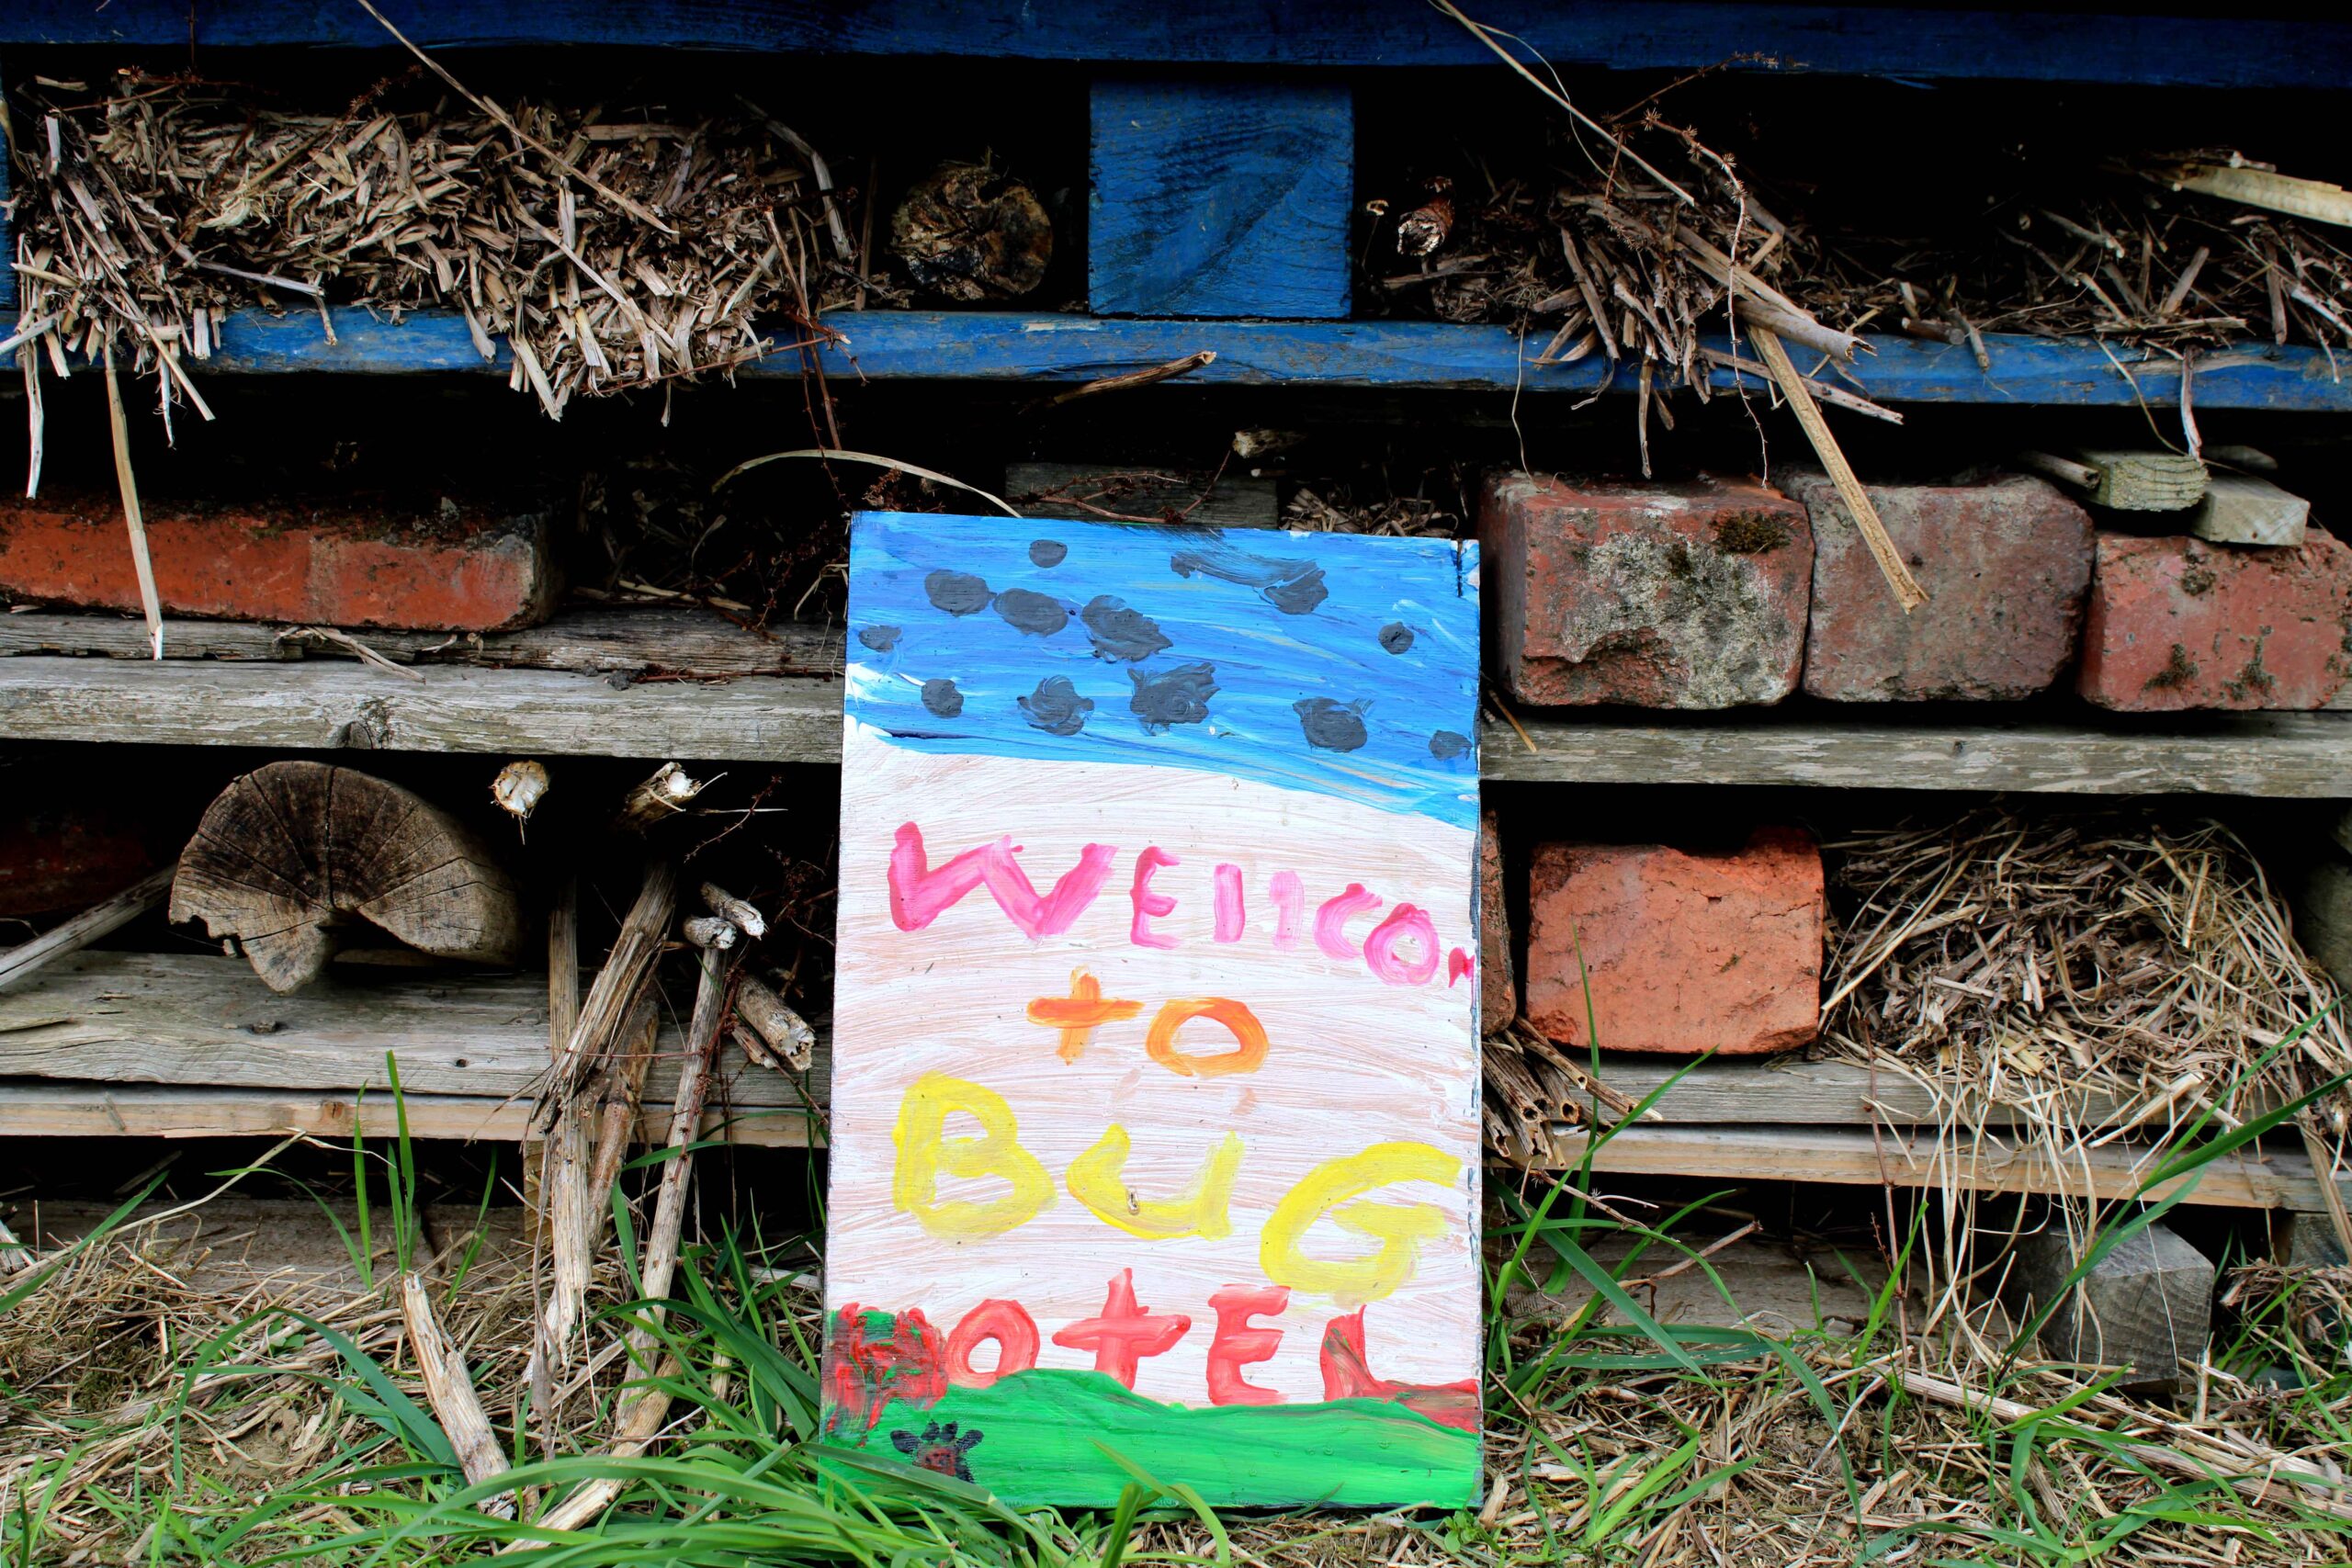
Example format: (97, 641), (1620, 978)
(0, 950), (2158, 1132)
(130, 310), (2352, 412)
(0, 1082), (820, 1145)
(1485, 709), (2352, 797)
(1545, 1055), (2137, 1127)
(1089, 80), (1351, 319)
(5, 0), (2347, 87)
(0, 950), (832, 1106)
(0, 656), (844, 761)
(0, 605), (843, 677)
(1528, 1123), (2343, 1212)
(6, 649), (2351, 796)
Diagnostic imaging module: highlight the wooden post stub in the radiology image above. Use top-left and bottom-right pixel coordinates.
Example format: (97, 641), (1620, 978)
(2012, 1219), (2213, 1392)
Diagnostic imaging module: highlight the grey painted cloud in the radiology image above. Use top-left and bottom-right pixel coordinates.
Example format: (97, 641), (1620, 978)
(923, 570), (992, 616)
(1128, 662), (1219, 732)
(1378, 622), (1416, 654)
(920, 678), (965, 717)
(1295, 697), (1369, 752)
(1019, 675), (1093, 736)
(858, 625), (902, 652)
(1429, 728), (1471, 760)
(1028, 539), (1069, 568)
(1168, 537), (1329, 615)
(1081, 594), (1173, 661)
(993, 587), (1069, 637)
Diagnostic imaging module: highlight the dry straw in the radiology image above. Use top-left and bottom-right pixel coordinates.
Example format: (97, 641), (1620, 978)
(6, 73), (858, 435)
(1820, 807), (2352, 1153)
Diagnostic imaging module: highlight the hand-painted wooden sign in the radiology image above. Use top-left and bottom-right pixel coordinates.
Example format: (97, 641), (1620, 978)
(823, 512), (1482, 1506)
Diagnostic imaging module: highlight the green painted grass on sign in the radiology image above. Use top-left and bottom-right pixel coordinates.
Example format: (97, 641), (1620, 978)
(827, 1368), (1480, 1508)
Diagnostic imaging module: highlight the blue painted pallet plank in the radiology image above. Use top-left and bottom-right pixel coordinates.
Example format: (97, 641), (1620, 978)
(182, 309), (2352, 411)
(1, 46), (14, 312)
(6, 0), (2352, 89)
(1089, 80), (1351, 320)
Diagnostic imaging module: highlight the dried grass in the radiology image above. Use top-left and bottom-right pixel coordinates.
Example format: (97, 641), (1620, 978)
(5, 1177), (2350, 1564)
(1376, 147), (2352, 356)
(1819, 808), (2352, 1147)
(7, 73), (859, 422)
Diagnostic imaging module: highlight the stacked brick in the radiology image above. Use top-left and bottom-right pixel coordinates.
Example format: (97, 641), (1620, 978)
(0, 494), (560, 632)
(1478, 464), (2352, 1059)
(1480, 468), (2352, 714)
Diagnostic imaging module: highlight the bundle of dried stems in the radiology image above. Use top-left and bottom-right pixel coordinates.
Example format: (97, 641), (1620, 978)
(1820, 808), (2352, 1146)
(6, 73), (857, 427)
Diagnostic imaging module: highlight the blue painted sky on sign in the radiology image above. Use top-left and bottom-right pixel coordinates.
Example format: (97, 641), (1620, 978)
(843, 513), (1480, 829)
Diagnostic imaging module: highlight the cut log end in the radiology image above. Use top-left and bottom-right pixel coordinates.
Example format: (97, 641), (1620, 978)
(171, 761), (523, 993)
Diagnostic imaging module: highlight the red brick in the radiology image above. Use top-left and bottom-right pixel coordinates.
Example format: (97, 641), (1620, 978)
(1480, 808), (1515, 1035)
(1479, 473), (1811, 707)
(0, 808), (164, 919)
(2076, 531), (2352, 711)
(0, 494), (559, 632)
(1524, 829), (1823, 1056)
(1795, 471), (2094, 701)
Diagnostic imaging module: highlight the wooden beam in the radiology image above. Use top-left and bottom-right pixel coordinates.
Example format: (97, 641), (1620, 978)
(0, 950), (2100, 1132)
(0, 1083), (820, 1146)
(6, 650), (2351, 796)
(49, 310), (2352, 411)
(4, 1), (2346, 88)
(1521, 1123), (2341, 1212)
(1540, 1054), (2142, 1127)
(6, 953), (2333, 1210)
(0, 656), (845, 761)
(0, 950), (831, 1107)
(1485, 709), (2352, 797)
(0, 605), (842, 678)
(2190, 476), (2309, 547)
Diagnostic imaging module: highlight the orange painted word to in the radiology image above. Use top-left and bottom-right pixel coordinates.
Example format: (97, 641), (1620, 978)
(1026, 972), (1268, 1077)
(1025, 968), (1142, 1062)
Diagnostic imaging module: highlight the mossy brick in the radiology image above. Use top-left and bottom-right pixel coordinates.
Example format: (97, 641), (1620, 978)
(1795, 471), (2094, 701)
(1478, 473), (1810, 708)
(0, 494), (559, 632)
(1523, 829), (1824, 1056)
(2075, 530), (2352, 711)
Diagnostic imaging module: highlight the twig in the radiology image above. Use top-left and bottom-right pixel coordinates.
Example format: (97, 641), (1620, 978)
(1431, 0), (1694, 206)
(0, 864), (175, 991)
(714, 447), (1021, 518)
(542, 861), (676, 1108)
(100, 344), (164, 658)
(525, 931), (733, 1540)
(1697, 347), (1905, 424)
(1747, 325), (1927, 612)
(526, 878), (594, 1428)
(283, 626), (425, 682)
(401, 1272), (514, 1517)
(1047, 349), (1217, 405)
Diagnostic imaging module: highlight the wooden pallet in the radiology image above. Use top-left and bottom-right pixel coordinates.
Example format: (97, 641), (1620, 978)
(10, 1), (2346, 86)
(5, 951), (2338, 1213)
(6, 7), (2350, 404)
(6, 608), (2352, 797)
